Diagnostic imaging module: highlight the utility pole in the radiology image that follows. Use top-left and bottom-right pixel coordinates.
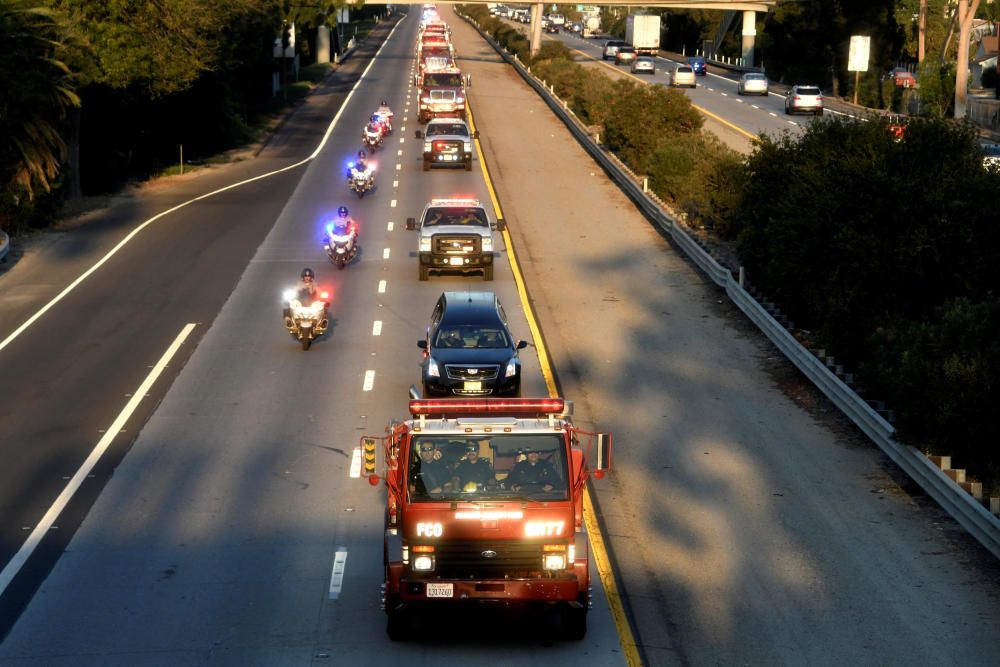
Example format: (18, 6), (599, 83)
(955, 0), (983, 119)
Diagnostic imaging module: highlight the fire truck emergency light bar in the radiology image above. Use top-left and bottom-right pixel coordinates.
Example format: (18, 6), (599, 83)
(409, 397), (565, 416)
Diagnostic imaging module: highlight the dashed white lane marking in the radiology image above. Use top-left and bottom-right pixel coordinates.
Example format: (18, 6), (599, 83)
(769, 112), (777, 117)
(373, 320), (383, 336)
(721, 92), (728, 97)
(402, 126), (406, 132)
(329, 549), (348, 599)
(752, 104), (760, 109)
(383, 247), (391, 259)
(378, 280), (387, 293)
(397, 149), (403, 156)
(390, 199), (397, 208)
(363, 370), (376, 391)
(0, 323), (198, 595)
(399, 137), (405, 144)
(387, 221), (395, 231)
(349, 448), (362, 478)
(736, 99), (743, 103)
(396, 163), (401, 171)
(393, 180), (399, 187)
(707, 87), (714, 91)
(788, 120), (798, 126)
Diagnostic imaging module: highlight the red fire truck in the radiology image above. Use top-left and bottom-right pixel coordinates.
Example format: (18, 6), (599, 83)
(362, 397), (612, 640)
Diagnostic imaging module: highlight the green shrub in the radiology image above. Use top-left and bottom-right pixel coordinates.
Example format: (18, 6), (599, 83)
(604, 82), (703, 171)
(863, 297), (1000, 488)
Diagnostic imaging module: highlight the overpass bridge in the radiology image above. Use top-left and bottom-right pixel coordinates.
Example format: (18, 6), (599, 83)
(393, 1), (779, 60)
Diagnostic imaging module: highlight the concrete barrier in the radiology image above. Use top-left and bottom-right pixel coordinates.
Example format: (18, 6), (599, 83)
(459, 12), (1000, 560)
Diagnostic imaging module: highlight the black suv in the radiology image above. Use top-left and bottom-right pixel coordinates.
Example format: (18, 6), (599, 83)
(418, 292), (528, 397)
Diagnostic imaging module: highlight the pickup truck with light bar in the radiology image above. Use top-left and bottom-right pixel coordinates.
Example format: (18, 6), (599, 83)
(415, 119), (477, 171)
(406, 198), (503, 281)
(417, 69), (466, 124)
(361, 397), (612, 640)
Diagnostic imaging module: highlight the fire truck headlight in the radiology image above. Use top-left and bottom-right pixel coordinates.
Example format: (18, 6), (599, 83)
(419, 237), (432, 252)
(412, 555), (435, 571)
(543, 553), (567, 571)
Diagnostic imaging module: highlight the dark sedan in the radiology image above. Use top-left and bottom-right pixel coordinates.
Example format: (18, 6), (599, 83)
(418, 291), (528, 397)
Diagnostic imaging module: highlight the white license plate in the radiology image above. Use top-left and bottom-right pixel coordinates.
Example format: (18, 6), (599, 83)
(440, 155), (456, 161)
(426, 583), (453, 598)
(464, 381), (482, 391)
(449, 257), (464, 266)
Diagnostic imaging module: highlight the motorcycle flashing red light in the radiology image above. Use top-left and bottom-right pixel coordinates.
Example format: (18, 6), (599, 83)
(408, 398), (565, 416)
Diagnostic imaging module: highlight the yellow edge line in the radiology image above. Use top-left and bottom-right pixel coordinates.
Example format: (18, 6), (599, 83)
(466, 97), (643, 666)
(573, 47), (756, 141)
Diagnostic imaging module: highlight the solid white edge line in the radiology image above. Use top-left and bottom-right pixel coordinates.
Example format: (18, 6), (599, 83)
(0, 15), (407, 356)
(329, 548), (349, 599)
(0, 323), (197, 595)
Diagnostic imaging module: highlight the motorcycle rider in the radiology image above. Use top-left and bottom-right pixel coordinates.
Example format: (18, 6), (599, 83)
(375, 100), (394, 132)
(330, 206), (359, 238)
(347, 150), (371, 180)
(363, 118), (383, 147)
(284, 267), (318, 324)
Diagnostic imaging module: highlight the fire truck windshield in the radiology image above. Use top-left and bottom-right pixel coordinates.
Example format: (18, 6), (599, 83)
(407, 434), (568, 502)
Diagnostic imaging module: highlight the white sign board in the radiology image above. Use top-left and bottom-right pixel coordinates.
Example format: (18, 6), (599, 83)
(848, 35), (870, 72)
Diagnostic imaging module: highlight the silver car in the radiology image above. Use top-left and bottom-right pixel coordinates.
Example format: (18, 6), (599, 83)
(602, 39), (627, 60)
(785, 85), (824, 115)
(631, 57), (655, 75)
(671, 64), (696, 88)
(738, 72), (769, 96)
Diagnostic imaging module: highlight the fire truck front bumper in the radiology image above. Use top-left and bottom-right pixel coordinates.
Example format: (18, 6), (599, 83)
(392, 577), (583, 608)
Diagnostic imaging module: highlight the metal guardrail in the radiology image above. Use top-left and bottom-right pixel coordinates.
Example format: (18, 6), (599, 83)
(0, 230), (9, 263)
(459, 13), (1000, 560)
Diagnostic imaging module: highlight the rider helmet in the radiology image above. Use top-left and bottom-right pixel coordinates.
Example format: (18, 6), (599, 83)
(337, 206), (349, 218)
(357, 150), (367, 161)
(301, 267), (315, 280)
(381, 99), (388, 107)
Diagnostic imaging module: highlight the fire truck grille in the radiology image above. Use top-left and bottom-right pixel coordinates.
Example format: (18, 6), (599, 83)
(432, 540), (544, 578)
(433, 235), (481, 254)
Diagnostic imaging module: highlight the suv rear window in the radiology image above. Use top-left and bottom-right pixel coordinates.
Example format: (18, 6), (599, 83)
(424, 207), (488, 227)
(797, 87), (821, 95)
(423, 72), (463, 87)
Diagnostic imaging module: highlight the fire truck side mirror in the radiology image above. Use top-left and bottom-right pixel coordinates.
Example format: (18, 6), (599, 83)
(406, 217), (417, 230)
(368, 474), (382, 487)
(415, 130), (423, 139)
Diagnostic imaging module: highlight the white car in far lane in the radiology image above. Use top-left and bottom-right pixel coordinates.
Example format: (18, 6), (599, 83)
(738, 72), (769, 96)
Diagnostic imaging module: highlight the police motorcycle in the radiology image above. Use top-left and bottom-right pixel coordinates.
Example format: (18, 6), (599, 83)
(324, 208), (360, 269)
(346, 151), (375, 198)
(282, 268), (330, 350)
(362, 120), (383, 152)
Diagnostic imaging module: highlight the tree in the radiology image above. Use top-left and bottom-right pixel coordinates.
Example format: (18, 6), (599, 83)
(954, 0), (982, 118)
(0, 1), (79, 209)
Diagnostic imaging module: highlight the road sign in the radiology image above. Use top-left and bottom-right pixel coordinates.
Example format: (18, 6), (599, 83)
(848, 35), (870, 72)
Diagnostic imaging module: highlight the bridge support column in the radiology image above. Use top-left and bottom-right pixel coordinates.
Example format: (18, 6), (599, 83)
(530, 3), (543, 58)
(741, 10), (756, 68)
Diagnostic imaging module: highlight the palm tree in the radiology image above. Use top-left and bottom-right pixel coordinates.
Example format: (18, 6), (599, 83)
(0, 1), (79, 204)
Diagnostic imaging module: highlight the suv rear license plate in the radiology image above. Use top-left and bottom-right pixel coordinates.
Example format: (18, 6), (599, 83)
(449, 257), (464, 266)
(464, 381), (482, 391)
(427, 583), (453, 598)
